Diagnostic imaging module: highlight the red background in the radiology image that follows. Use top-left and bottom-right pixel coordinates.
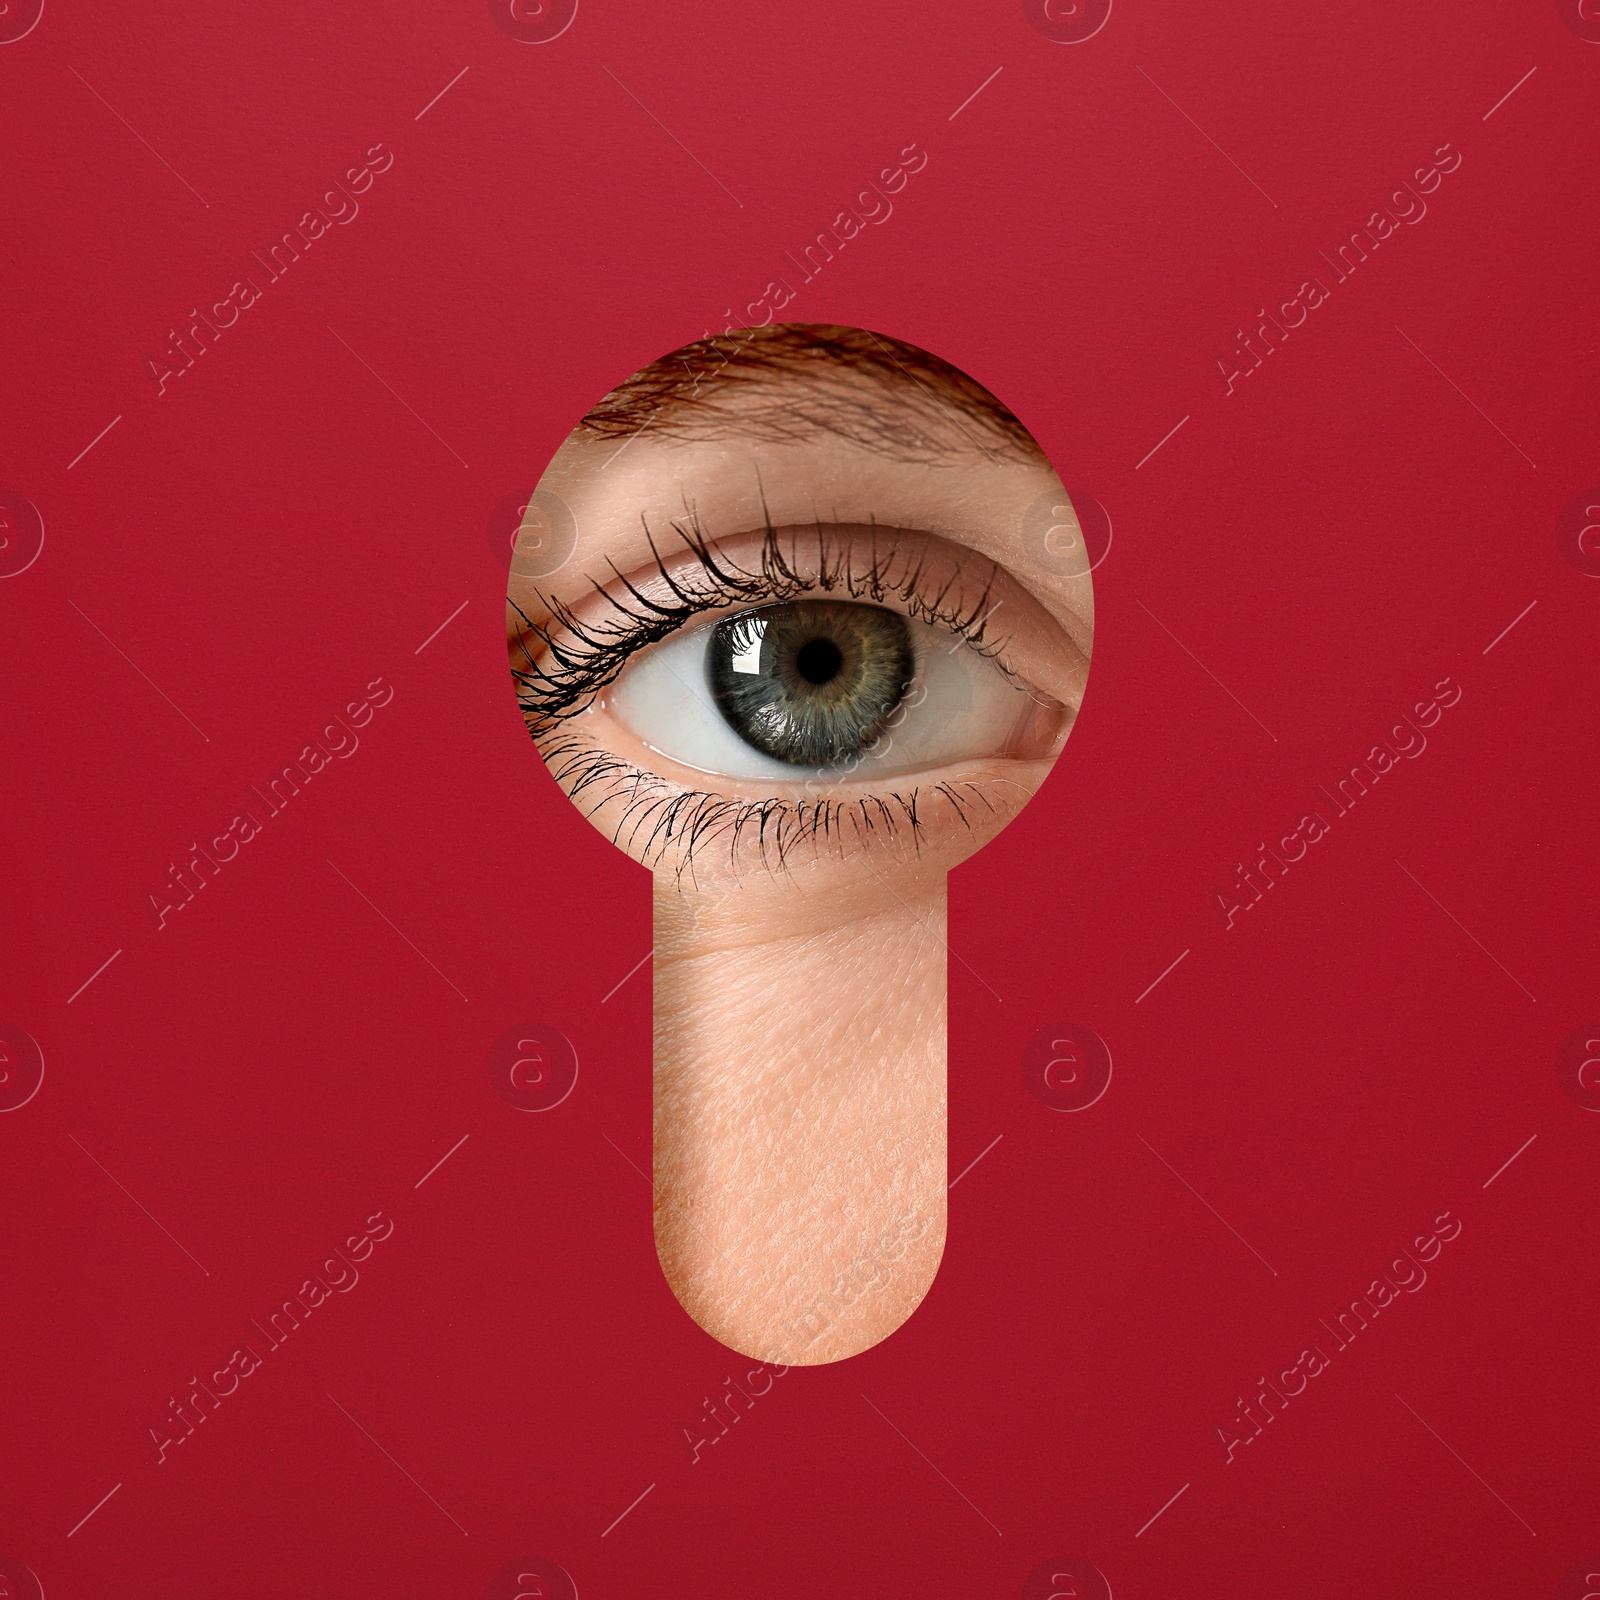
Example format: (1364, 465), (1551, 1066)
(3, 2), (1597, 1595)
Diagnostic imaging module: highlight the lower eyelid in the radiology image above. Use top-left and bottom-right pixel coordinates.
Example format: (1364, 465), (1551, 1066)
(558, 696), (1055, 801)
(537, 720), (1054, 874)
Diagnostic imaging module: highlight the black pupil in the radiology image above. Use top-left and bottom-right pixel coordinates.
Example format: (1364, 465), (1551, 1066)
(795, 637), (842, 685)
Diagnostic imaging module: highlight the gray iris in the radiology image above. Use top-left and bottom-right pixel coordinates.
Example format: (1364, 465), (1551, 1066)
(706, 600), (915, 767)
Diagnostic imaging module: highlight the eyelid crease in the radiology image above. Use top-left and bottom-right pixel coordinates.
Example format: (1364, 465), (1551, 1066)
(510, 513), (1035, 735)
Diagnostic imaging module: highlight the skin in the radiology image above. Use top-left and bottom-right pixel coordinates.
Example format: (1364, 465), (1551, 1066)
(506, 338), (1093, 1363)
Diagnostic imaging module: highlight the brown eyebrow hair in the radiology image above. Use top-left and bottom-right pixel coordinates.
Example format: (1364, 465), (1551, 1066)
(576, 322), (1039, 463)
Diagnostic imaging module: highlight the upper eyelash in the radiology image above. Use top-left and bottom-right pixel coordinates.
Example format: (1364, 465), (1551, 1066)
(508, 507), (1009, 732)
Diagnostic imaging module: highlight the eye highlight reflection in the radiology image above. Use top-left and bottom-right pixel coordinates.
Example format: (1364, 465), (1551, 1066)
(707, 600), (915, 769)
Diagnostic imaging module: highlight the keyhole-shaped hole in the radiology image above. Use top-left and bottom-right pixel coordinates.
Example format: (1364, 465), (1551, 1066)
(506, 324), (1093, 1363)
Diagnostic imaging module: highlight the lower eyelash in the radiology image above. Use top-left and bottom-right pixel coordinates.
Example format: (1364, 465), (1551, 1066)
(510, 510), (1009, 734)
(539, 733), (997, 878)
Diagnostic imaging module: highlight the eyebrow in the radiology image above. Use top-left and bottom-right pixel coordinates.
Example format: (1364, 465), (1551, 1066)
(576, 322), (1038, 463)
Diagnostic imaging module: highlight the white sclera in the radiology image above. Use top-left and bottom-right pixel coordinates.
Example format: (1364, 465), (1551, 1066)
(606, 610), (1040, 782)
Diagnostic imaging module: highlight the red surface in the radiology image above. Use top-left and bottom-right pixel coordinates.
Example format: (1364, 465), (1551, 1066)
(3, 3), (1597, 1595)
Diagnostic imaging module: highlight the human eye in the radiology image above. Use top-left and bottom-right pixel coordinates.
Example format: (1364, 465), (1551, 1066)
(510, 515), (1082, 877)
(622, 594), (1046, 780)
